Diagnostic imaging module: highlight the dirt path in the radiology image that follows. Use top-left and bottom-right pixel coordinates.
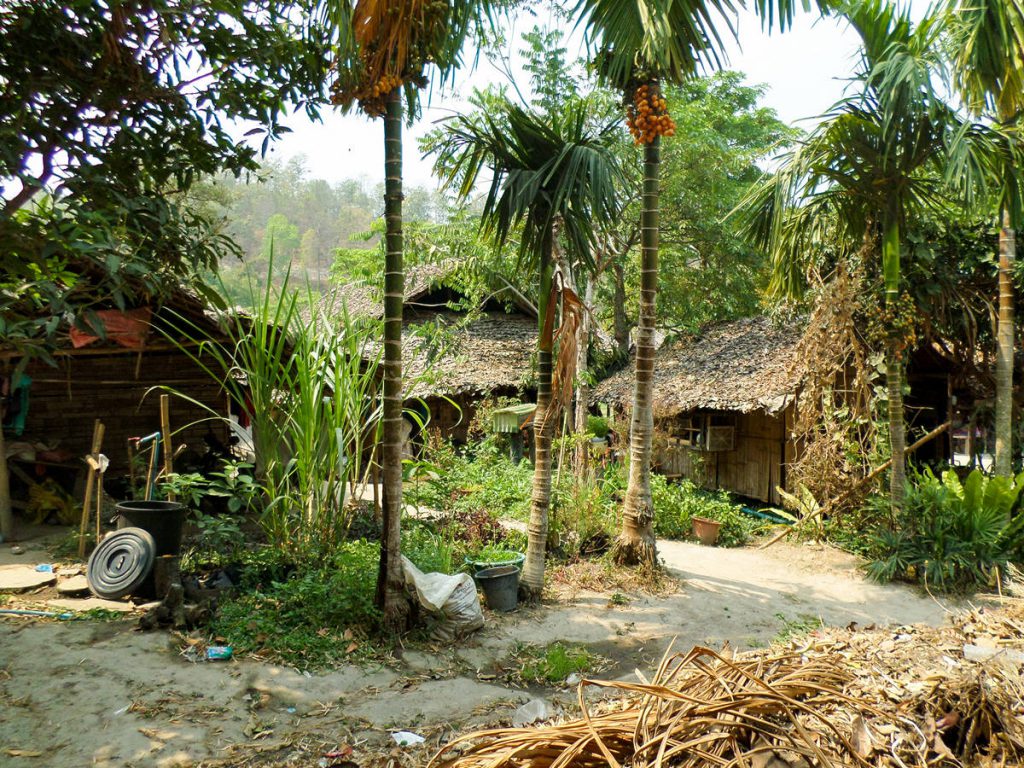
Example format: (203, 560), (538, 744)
(0, 539), (957, 767)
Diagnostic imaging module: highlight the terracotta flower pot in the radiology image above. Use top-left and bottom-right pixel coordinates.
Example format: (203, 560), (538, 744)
(692, 516), (721, 546)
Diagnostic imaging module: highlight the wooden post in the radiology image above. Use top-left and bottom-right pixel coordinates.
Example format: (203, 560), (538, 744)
(127, 440), (137, 498)
(78, 420), (104, 558)
(160, 395), (174, 501)
(95, 462), (104, 544)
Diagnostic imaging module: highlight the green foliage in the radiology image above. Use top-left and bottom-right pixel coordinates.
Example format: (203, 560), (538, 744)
(210, 541), (381, 668)
(166, 265), (382, 556)
(866, 468), (1024, 590)
(410, 438), (761, 552)
(0, 0), (329, 359)
(192, 513), (246, 558)
(649, 73), (797, 333)
(651, 475), (764, 547)
(406, 440), (535, 524)
(514, 642), (601, 685)
(466, 544), (525, 567)
(586, 416), (610, 439)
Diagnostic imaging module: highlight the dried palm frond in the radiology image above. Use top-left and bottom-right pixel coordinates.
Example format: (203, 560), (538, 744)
(430, 645), (903, 768)
(549, 282), (584, 422)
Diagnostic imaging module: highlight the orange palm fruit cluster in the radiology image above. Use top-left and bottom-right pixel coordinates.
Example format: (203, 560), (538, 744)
(330, 71), (403, 117)
(627, 83), (676, 145)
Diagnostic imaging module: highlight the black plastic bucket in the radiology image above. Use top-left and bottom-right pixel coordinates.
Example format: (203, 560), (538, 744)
(116, 500), (187, 557)
(475, 565), (520, 612)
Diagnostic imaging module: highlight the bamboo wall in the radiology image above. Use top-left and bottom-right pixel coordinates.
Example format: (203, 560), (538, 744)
(654, 408), (792, 504)
(9, 348), (231, 474)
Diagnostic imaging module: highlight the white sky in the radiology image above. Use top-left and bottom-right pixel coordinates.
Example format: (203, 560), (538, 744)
(258, 1), (929, 189)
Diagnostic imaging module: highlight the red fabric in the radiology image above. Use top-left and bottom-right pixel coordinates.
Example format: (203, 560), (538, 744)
(69, 307), (153, 349)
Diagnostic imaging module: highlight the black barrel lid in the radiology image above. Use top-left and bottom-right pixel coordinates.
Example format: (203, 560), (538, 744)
(87, 527), (156, 599)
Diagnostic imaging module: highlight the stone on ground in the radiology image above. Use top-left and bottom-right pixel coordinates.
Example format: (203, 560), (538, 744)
(0, 564), (57, 593)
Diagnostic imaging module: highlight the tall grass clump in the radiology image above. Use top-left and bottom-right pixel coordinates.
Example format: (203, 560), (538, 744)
(167, 265), (382, 556)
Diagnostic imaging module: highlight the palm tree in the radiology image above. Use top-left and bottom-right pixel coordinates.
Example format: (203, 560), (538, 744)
(327, 0), (495, 633)
(575, 0), (824, 565)
(740, 0), (961, 508)
(430, 99), (623, 596)
(947, 0), (1024, 476)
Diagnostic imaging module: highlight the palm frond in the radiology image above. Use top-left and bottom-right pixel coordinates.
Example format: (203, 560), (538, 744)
(948, 0), (1024, 121)
(428, 99), (624, 271)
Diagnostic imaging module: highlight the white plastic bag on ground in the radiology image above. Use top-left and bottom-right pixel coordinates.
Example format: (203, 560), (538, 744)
(401, 556), (483, 642)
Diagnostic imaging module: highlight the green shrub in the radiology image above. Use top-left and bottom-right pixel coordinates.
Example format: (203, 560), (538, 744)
(652, 475), (762, 547)
(586, 416), (610, 439)
(866, 468), (1024, 591)
(406, 443), (533, 523)
(210, 541), (382, 667)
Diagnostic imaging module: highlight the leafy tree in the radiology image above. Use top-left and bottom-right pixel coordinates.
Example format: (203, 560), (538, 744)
(261, 214), (302, 264)
(741, 0), (966, 509)
(616, 72), (796, 334)
(429, 99), (624, 596)
(947, 0), (1024, 475)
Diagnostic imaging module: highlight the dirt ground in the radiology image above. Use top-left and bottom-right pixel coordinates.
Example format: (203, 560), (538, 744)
(0, 534), (957, 767)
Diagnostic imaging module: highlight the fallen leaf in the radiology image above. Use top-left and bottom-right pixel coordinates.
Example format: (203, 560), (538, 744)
(6, 749), (44, 758)
(345, 642), (358, 654)
(851, 715), (874, 758)
(936, 711), (960, 731)
(343, 628), (354, 641)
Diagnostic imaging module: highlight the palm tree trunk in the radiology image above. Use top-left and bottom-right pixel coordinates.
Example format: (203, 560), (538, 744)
(522, 238), (555, 597)
(375, 90), (409, 633)
(573, 274), (593, 471)
(995, 206), (1016, 476)
(882, 216), (906, 510)
(613, 134), (659, 567)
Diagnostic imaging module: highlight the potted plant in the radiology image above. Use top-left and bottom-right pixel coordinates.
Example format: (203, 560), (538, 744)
(465, 543), (526, 575)
(691, 516), (721, 546)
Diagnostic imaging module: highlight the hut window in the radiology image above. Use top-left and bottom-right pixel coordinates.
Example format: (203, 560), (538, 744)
(671, 415), (703, 447)
(703, 414), (736, 452)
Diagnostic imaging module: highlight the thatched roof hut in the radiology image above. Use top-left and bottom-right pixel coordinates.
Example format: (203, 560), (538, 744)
(320, 263), (538, 441)
(595, 315), (805, 417)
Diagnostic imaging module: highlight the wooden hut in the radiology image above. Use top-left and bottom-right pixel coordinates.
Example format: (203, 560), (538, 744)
(320, 263), (538, 443)
(1, 284), (242, 520)
(595, 315), (964, 504)
(595, 316), (806, 505)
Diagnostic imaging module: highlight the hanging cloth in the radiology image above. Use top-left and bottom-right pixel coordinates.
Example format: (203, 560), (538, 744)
(1, 372), (32, 436)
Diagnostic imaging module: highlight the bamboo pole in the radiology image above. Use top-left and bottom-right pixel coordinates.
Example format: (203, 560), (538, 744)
(78, 420), (104, 558)
(160, 394), (174, 501)
(760, 420), (951, 549)
(95, 464), (104, 544)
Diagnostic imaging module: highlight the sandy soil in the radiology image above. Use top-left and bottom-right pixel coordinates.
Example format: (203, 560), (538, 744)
(0, 536), (957, 767)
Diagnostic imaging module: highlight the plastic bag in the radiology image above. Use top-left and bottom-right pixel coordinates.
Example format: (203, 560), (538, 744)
(401, 556), (483, 642)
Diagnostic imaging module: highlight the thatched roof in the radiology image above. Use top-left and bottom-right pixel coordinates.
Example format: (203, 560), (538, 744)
(317, 264), (539, 398)
(404, 310), (537, 398)
(594, 315), (805, 416)
(319, 262), (458, 321)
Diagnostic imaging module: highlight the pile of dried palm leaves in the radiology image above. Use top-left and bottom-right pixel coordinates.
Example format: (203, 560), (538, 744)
(430, 603), (1024, 768)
